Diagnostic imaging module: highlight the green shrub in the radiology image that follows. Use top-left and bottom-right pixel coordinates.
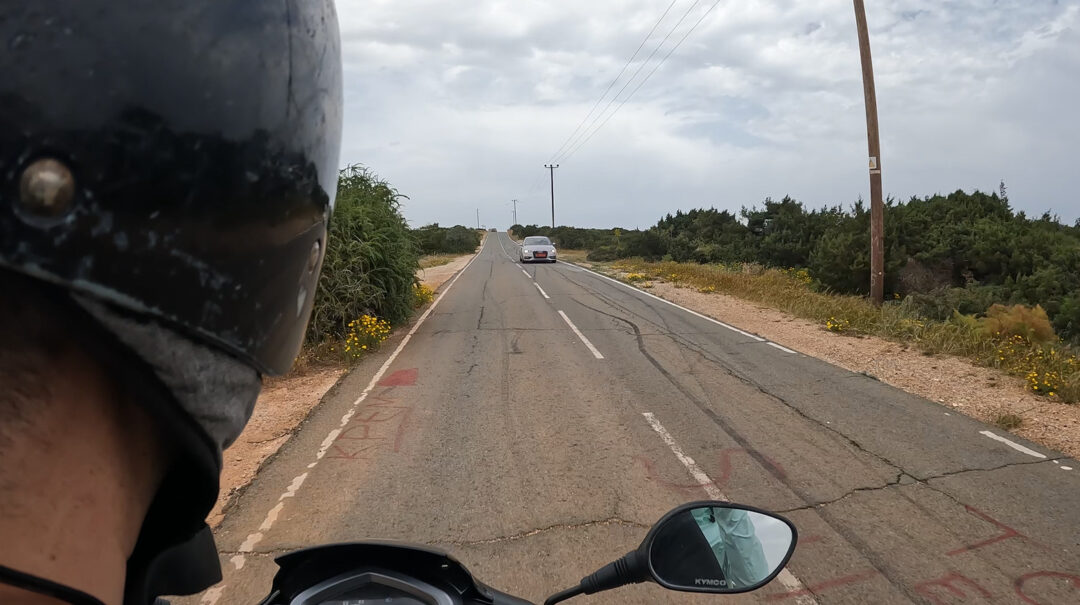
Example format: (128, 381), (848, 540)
(414, 224), (481, 254)
(587, 246), (619, 262)
(902, 286), (1004, 321)
(979, 304), (1057, 344)
(307, 165), (420, 344)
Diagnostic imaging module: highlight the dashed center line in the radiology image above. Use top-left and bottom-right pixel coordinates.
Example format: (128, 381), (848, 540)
(534, 282), (551, 299)
(557, 310), (604, 359)
(521, 268), (530, 277)
(642, 412), (815, 604)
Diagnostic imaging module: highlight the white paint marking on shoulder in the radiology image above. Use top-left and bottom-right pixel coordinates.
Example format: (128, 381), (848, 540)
(558, 310), (604, 359)
(767, 342), (797, 354)
(534, 282), (551, 299)
(259, 502), (284, 531)
(199, 586), (224, 605)
(238, 532), (263, 552)
(641, 412), (815, 603)
(1061, 466), (1073, 471)
(978, 430), (1047, 459)
(568, 262), (783, 347)
(521, 268), (530, 277)
(226, 247), (484, 591)
(279, 472), (308, 500)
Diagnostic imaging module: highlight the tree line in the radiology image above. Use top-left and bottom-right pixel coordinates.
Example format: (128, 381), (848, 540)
(513, 189), (1080, 342)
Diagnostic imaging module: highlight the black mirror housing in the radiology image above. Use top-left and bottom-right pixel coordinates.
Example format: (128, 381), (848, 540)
(639, 501), (798, 594)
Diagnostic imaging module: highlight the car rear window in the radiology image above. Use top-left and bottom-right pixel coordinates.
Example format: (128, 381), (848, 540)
(524, 237), (551, 245)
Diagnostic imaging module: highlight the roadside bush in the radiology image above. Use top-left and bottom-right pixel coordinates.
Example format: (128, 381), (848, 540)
(902, 286), (1005, 321)
(307, 165), (420, 344)
(343, 315), (392, 358)
(412, 283), (435, 308)
(587, 246), (619, 262)
(979, 304), (1056, 344)
(414, 224), (481, 254)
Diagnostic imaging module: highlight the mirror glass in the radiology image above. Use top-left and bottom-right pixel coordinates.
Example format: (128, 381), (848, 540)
(649, 505), (794, 592)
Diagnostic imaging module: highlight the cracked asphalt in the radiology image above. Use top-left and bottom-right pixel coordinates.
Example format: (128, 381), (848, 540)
(182, 233), (1080, 604)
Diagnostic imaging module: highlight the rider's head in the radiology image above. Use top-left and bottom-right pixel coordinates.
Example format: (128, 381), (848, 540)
(0, 1), (342, 603)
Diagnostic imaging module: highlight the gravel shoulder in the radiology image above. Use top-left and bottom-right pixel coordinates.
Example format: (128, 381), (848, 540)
(605, 271), (1080, 459)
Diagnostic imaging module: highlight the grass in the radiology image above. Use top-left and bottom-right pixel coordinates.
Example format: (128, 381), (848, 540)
(993, 412), (1025, 430)
(556, 249), (590, 264)
(595, 257), (1080, 403)
(419, 253), (460, 269)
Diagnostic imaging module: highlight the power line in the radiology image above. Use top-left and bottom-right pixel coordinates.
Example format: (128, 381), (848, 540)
(546, 0), (682, 163)
(551, 0), (703, 164)
(560, 0), (723, 161)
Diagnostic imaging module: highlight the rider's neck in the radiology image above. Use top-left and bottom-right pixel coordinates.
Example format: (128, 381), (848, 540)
(0, 342), (169, 605)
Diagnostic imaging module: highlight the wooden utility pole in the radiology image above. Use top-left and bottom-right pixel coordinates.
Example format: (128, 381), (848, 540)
(544, 164), (559, 228)
(853, 0), (884, 304)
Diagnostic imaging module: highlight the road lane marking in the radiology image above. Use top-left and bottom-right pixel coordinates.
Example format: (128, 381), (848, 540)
(642, 412), (716, 495)
(642, 412), (815, 603)
(534, 282), (551, 299)
(223, 246), (484, 586)
(521, 269), (530, 277)
(496, 232), (519, 262)
(565, 262), (797, 349)
(558, 310), (604, 359)
(978, 430), (1047, 459)
(767, 342), (798, 354)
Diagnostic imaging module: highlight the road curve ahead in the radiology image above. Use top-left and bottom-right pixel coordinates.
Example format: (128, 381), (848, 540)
(192, 233), (1080, 604)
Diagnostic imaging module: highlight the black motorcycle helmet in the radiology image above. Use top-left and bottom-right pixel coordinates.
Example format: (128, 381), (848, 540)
(1, 1), (342, 601)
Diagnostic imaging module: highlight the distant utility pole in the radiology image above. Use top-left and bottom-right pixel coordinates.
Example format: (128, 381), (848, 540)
(511, 199), (518, 226)
(544, 164), (559, 228)
(854, 0), (884, 305)
(476, 208), (480, 230)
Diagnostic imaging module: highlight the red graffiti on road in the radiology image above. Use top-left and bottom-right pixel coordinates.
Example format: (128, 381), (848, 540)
(1014, 571), (1080, 605)
(636, 448), (786, 492)
(764, 569), (878, 601)
(915, 572), (992, 605)
(378, 368), (419, 387)
(326, 388), (414, 460)
(946, 505), (1026, 556)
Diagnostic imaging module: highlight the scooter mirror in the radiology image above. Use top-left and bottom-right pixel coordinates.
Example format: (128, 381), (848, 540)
(645, 503), (797, 594)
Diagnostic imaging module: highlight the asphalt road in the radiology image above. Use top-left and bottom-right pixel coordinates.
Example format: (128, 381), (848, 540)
(185, 233), (1080, 604)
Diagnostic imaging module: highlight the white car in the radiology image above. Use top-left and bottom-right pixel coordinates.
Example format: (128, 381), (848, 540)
(519, 236), (557, 263)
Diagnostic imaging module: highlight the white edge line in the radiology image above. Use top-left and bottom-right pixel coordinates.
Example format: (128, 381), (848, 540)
(641, 412), (815, 603)
(534, 282), (551, 299)
(767, 342), (798, 355)
(223, 240), (486, 596)
(979, 430), (1048, 459)
(557, 310), (604, 359)
(566, 262), (791, 348)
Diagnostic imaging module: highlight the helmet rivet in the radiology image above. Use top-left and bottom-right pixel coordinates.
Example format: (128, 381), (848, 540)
(19, 158), (75, 217)
(307, 240), (321, 273)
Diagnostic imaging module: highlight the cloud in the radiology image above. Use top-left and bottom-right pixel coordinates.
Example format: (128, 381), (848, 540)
(335, 0), (1080, 228)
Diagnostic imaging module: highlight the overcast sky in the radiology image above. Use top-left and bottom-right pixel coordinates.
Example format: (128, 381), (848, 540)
(335, 0), (1080, 229)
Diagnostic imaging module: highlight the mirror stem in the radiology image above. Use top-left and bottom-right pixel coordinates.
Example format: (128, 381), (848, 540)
(580, 550), (647, 595)
(543, 550), (647, 604)
(542, 585), (584, 605)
